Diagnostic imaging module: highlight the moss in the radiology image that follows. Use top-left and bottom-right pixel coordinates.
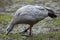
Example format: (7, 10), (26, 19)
(0, 13), (13, 24)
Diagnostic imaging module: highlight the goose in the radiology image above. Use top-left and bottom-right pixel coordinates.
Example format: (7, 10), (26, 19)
(6, 5), (57, 36)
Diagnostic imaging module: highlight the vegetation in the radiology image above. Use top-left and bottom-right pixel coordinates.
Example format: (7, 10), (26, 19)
(12, 0), (34, 3)
(0, 13), (13, 24)
(0, 0), (12, 7)
(0, 31), (60, 40)
(53, 18), (60, 26)
(0, 0), (34, 7)
(33, 31), (60, 40)
(0, 33), (22, 39)
(39, 18), (60, 28)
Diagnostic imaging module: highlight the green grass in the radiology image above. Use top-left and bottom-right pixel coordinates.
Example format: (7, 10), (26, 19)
(0, 33), (22, 39)
(53, 18), (60, 26)
(13, 0), (34, 3)
(23, 0), (34, 3)
(0, 13), (13, 24)
(39, 18), (60, 28)
(29, 31), (60, 40)
(12, 32), (60, 40)
(0, 31), (60, 40)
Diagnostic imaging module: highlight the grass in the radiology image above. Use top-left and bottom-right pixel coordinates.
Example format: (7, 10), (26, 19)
(23, 0), (34, 3)
(13, 0), (34, 3)
(39, 18), (60, 28)
(53, 18), (60, 26)
(0, 33), (22, 39)
(0, 13), (13, 24)
(28, 31), (60, 40)
(0, 31), (60, 40)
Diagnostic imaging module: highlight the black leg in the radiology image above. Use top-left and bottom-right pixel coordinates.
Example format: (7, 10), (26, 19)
(21, 25), (33, 37)
(20, 26), (31, 36)
(29, 25), (33, 36)
(22, 26), (30, 33)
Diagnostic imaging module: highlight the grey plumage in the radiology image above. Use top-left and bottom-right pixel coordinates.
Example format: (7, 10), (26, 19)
(6, 5), (57, 36)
